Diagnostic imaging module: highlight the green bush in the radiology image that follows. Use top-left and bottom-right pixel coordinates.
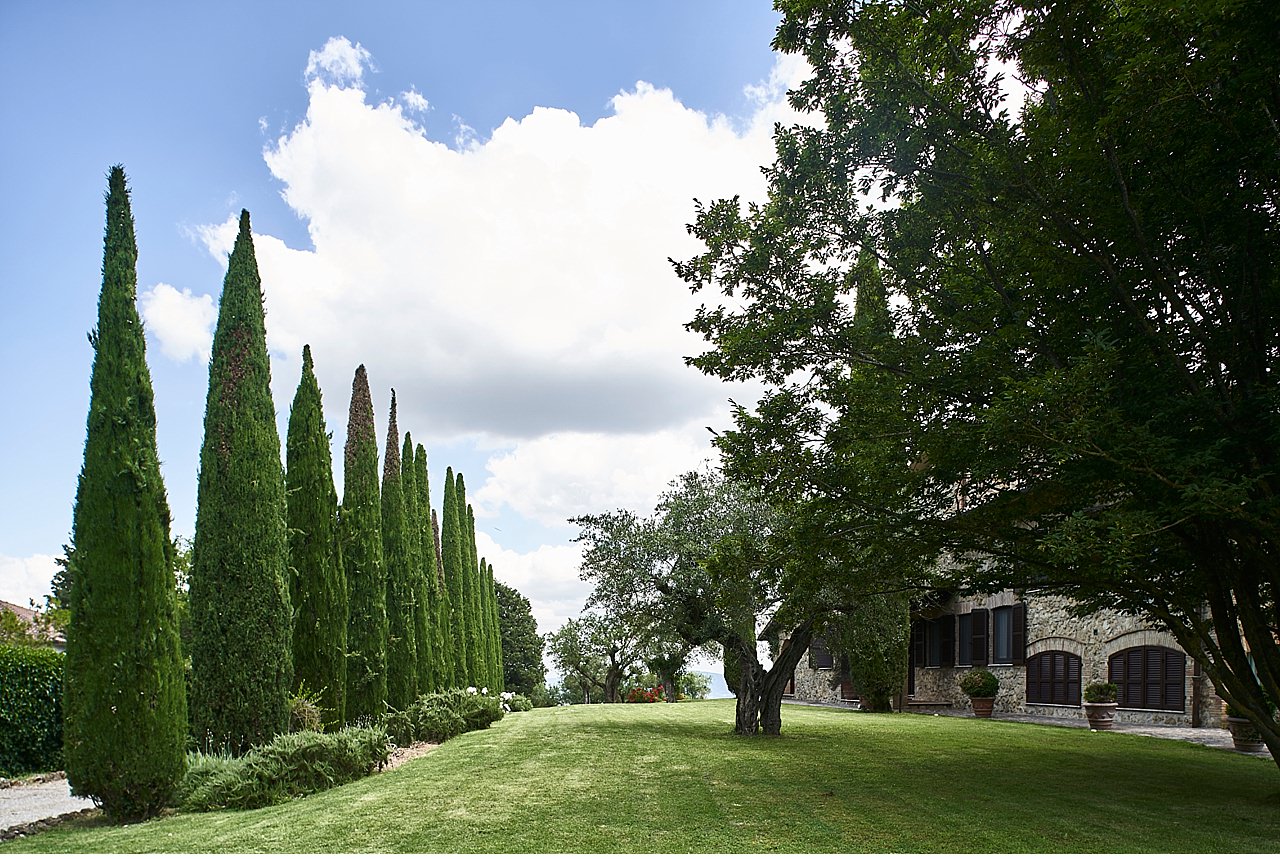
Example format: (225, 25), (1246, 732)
(1083, 681), (1117, 703)
(959, 669), (999, 699)
(0, 644), (65, 777)
(288, 686), (326, 733)
(412, 701), (467, 743)
(382, 688), (503, 747)
(504, 692), (533, 712)
(178, 726), (388, 812)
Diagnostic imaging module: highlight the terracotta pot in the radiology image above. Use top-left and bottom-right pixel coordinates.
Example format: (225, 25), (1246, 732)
(969, 696), (995, 718)
(1083, 701), (1117, 730)
(1225, 716), (1266, 753)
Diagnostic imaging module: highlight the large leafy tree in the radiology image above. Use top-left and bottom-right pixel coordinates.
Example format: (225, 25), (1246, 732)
(63, 166), (186, 820)
(285, 345), (347, 726)
(189, 210), (292, 753)
(575, 469), (823, 734)
(341, 365), (387, 720)
(677, 0), (1280, 757)
(545, 613), (641, 704)
(494, 580), (544, 696)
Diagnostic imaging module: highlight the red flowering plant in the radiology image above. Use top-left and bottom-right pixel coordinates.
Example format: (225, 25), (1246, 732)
(624, 685), (665, 703)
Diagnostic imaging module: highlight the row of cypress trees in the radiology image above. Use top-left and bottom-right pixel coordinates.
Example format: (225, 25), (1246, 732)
(63, 167), (502, 821)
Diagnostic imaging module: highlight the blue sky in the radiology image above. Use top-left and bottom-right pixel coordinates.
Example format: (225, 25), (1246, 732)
(0, 2), (800, 642)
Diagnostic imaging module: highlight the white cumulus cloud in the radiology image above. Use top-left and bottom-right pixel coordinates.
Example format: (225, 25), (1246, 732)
(304, 36), (372, 88)
(140, 282), (216, 363)
(475, 532), (584, 638)
(0, 554), (59, 607)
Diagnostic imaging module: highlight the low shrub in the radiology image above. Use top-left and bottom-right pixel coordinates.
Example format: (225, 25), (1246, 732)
(502, 692), (533, 712)
(288, 686), (325, 733)
(0, 644), (65, 777)
(384, 688), (504, 747)
(412, 701), (467, 743)
(625, 686), (665, 704)
(178, 726), (389, 812)
(1083, 681), (1117, 703)
(959, 669), (999, 699)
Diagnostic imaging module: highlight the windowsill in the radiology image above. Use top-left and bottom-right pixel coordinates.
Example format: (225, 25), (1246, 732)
(1117, 706), (1185, 714)
(1025, 702), (1081, 709)
(989, 662), (1014, 667)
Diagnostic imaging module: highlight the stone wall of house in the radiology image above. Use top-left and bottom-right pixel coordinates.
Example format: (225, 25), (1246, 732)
(790, 662), (844, 705)
(910, 590), (1222, 727)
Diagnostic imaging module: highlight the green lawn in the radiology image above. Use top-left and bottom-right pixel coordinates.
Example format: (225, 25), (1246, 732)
(6, 700), (1278, 853)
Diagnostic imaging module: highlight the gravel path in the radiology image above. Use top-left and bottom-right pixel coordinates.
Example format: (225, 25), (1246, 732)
(0, 778), (96, 834)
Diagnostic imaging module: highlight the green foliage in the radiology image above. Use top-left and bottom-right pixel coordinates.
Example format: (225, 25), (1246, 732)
(824, 592), (910, 712)
(380, 392), (418, 710)
(0, 645), (64, 777)
(677, 0), (1280, 758)
(189, 209), (292, 755)
(440, 469), (469, 685)
(959, 669), (999, 699)
(456, 477), (483, 685)
(177, 726), (389, 812)
(503, 692), (533, 712)
(286, 345), (347, 727)
(62, 166), (186, 820)
(402, 435), (434, 696)
(423, 688), (504, 732)
(413, 445), (448, 692)
(341, 365), (388, 721)
(484, 563), (504, 692)
(383, 688), (504, 746)
(495, 581), (544, 696)
(546, 614), (641, 704)
(1083, 682), (1118, 704)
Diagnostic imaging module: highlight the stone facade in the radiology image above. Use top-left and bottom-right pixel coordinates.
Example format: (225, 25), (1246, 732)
(786, 590), (1222, 728)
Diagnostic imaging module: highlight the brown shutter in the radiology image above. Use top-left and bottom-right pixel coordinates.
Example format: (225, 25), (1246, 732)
(1011, 602), (1027, 666)
(939, 615), (955, 668)
(1067, 652), (1081, 704)
(911, 619), (926, 666)
(971, 608), (988, 666)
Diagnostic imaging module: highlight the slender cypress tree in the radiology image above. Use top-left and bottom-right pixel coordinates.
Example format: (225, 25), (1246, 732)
(403, 436), (434, 693)
(456, 479), (484, 685)
(440, 468), (470, 684)
(381, 392), (418, 709)
(64, 166), (186, 820)
(430, 507), (455, 688)
(476, 554), (493, 690)
(285, 345), (347, 726)
(341, 366), (387, 720)
(413, 445), (444, 691)
(189, 210), (292, 753)
(486, 561), (505, 692)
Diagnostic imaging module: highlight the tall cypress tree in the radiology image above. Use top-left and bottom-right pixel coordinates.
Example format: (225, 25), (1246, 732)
(440, 468), (470, 685)
(285, 345), (347, 726)
(456, 478), (484, 685)
(381, 392), (418, 709)
(484, 561), (505, 692)
(189, 210), (292, 754)
(413, 445), (442, 691)
(403, 435), (434, 694)
(64, 166), (186, 820)
(430, 507), (455, 688)
(341, 365), (387, 721)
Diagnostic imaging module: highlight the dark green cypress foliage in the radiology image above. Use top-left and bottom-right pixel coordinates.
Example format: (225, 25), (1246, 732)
(440, 469), (470, 685)
(63, 166), (186, 820)
(485, 561), (505, 692)
(401, 433), (433, 696)
(341, 365), (387, 721)
(455, 476), (482, 685)
(430, 507), (455, 688)
(413, 446), (443, 691)
(285, 345), (347, 726)
(381, 392), (418, 709)
(476, 554), (494, 690)
(189, 210), (292, 754)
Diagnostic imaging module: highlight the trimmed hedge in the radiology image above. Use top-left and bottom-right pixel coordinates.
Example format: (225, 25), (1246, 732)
(385, 688), (503, 746)
(0, 644), (64, 777)
(178, 726), (389, 811)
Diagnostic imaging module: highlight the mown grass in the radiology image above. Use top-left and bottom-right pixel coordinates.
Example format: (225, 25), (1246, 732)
(6, 700), (1278, 853)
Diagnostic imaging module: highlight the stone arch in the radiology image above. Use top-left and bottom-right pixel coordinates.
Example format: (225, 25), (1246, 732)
(1104, 628), (1181, 657)
(1027, 635), (1085, 660)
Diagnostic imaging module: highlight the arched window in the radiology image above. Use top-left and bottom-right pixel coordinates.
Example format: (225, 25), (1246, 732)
(1108, 646), (1185, 712)
(1025, 650), (1081, 705)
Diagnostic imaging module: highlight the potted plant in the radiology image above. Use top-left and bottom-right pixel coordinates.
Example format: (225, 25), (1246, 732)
(1082, 681), (1118, 730)
(1224, 702), (1268, 753)
(959, 669), (999, 718)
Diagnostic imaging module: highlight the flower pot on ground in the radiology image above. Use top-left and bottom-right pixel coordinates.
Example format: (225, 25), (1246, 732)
(1082, 681), (1118, 730)
(959, 669), (999, 719)
(1224, 703), (1269, 753)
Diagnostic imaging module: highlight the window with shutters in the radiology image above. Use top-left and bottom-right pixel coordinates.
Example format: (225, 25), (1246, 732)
(1109, 646), (1185, 712)
(1025, 651), (1081, 705)
(991, 603), (1026, 665)
(808, 637), (834, 670)
(956, 613), (973, 666)
(923, 616), (954, 668)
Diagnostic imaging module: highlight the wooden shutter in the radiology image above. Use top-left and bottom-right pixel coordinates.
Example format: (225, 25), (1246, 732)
(1109, 647), (1184, 711)
(911, 619), (926, 667)
(1011, 602), (1027, 666)
(939, 615), (955, 668)
(970, 608), (989, 666)
(1027, 651), (1081, 705)
(809, 637), (833, 670)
